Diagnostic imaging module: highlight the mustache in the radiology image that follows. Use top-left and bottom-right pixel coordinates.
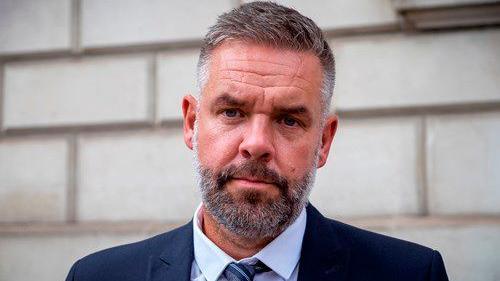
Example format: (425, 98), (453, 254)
(216, 161), (289, 192)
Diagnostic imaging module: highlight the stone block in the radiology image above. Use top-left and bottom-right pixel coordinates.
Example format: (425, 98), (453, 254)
(246, 0), (397, 30)
(383, 224), (500, 281)
(3, 56), (150, 128)
(310, 117), (421, 217)
(0, 138), (67, 222)
(78, 129), (199, 221)
(157, 49), (199, 120)
(427, 112), (500, 214)
(0, 233), (147, 281)
(0, 0), (71, 55)
(332, 29), (500, 110)
(393, 0), (499, 9)
(81, 0), (235, 48)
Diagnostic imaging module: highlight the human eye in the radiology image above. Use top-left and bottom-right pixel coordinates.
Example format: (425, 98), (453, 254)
(279, 115), (300, 127)
(221, 108), (243, 118)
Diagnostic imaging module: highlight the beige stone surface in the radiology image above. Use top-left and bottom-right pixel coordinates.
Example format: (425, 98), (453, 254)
(332, 29), (500, 110)
(383, 224), (500, 281)
(81, 0), (235, 47)
(393, 0), (499, 9)
(0, 233), (148, 281)
(0, 0), (71, 55)
(3, 56), (150, 128)
(0, 138), (67, 222)
(245, 0), (397, 29)
(157, 49), (199, 120)
(310, 116), (421, 217)
(1, 2), (498, 281)
(77, 129), (199, 221)
(427, 111), (500, 214)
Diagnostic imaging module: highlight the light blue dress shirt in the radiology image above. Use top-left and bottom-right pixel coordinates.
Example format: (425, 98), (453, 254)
(191, 204), (307, 281)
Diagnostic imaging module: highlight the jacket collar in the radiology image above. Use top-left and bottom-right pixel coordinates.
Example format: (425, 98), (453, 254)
(149, 221), (194, 281)
(297, 204), (350, 281)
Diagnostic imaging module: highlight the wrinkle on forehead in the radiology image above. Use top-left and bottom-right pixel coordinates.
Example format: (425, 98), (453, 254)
(211, 44), (320, 92)
(212, 41), (320, 79)
(219, 72), (312, 95)
(222, 59), (300, 76)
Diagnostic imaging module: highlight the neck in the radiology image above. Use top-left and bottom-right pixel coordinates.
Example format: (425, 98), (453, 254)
(201, 208), (274, 260)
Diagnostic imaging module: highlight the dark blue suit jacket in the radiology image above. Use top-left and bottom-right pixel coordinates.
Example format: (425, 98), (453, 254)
(66, 204), (448, 281)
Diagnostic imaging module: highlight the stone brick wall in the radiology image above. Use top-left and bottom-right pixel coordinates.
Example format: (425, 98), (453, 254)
(1, 1), (499, 280)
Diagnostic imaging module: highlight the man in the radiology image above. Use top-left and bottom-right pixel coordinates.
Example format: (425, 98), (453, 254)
(66, 2), (448, 281)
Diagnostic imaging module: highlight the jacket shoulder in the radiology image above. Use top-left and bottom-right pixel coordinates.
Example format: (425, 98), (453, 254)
(327, 218), (447, 280)
(66, 223), (192, 281)
(331, 218), (433, 256)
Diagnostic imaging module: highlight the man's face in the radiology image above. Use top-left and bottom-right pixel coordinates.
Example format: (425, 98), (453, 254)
(183, 41), (337, 238)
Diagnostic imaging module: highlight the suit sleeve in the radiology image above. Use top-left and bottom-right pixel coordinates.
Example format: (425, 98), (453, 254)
(429, 250), (449, 281)
(65, 259), (80, 281)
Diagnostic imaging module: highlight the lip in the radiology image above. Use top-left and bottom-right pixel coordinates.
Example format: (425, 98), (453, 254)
(233, 177), (273, 184)
(231, 177), (275, 189)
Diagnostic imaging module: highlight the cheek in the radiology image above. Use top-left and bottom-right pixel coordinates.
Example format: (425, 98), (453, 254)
(280, 142), (317, 178)
(197, 121), (241, 168)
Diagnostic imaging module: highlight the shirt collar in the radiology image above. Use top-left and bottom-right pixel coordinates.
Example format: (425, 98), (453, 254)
(252, 207), (306, 278)
(192, 204), (307, 281)
(193, 204), (233, 281)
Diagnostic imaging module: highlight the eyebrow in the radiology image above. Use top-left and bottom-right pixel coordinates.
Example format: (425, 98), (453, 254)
(212, 94), (247, 108)
(275, 106), (309, 116)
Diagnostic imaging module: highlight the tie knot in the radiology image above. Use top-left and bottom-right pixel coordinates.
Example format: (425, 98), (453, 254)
(224, 261), (271, 281)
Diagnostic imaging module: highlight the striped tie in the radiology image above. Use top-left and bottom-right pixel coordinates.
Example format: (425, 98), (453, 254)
(223, 261), (271, 281)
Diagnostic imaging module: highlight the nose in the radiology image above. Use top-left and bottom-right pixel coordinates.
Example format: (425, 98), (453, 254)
(239, 116), (275, 162)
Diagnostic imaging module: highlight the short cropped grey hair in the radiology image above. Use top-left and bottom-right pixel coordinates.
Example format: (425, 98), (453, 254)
(196, 1), (335, 118)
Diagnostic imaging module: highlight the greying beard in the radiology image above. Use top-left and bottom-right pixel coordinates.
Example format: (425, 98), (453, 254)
(192, 119), (319, 239)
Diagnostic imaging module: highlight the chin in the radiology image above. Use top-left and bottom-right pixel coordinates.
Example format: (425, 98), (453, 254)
(230, 185), (281, 205)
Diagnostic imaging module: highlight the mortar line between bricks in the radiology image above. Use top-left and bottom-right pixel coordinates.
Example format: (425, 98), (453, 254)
(2, 215), (500, 235)
(0, 121), (183, 138)
(66, 135), (78, 222)
(0, 41), (203, 63)
(419, 116), (430, 216)
(70, 0), (83, 54)
(149, 54), (159, 125)
(0, 63), (4, 132)
(337, 101), (500, 118)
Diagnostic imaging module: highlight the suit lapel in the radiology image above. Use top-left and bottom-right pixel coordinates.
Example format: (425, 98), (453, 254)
(149, 222), (194, 281)
(298, 204), (350, 281)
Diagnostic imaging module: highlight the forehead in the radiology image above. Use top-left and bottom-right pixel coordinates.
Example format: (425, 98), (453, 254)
(211, 41), (320, 75)
(202, 41), (323, 109)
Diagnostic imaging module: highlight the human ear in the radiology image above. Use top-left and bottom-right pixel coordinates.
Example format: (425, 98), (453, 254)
(317, 115), (338, 168)
(182, 95), (198, 150)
